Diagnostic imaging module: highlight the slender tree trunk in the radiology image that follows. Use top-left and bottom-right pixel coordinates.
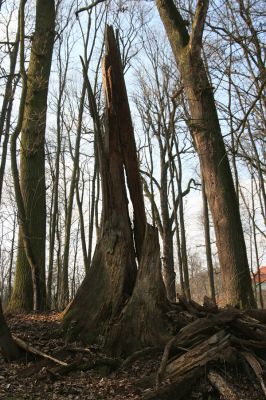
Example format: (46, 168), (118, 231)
(176, 147), (190, 300)
(87, 158), (98, 267)
(251, 175), (263, 308)
(47, 48), (66, 309)
(0, 29), (19, 204)
(160, 156), (176, 302)
(76, 171), (89, 272)
(71, 223), (80, 299)
(156, 0), (255, 307)
(202, 176), (216, 303)
(55, 217), (62, 309)
(7, 215), (16, 302)
(58, 84), (86, 310)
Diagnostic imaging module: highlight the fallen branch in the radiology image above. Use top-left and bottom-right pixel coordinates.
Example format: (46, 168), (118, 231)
(13, 335), (68, 366)
(120, 347), (161, 370)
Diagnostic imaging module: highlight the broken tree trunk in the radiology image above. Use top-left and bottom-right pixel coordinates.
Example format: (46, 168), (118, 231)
(106, 224), (171, 356)
(102, 26), (146, 262)
(63, 25), (147, 344)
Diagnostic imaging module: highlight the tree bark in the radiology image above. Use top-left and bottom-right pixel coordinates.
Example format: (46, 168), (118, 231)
(156, 0), (255, 308)
(10, 0), (55, 312)
(64, 25), (170, 355)
(0, 298), (21, 361)
(102, 25), (146, 261)
(63, 26), (141, 340)
(106, 224), (171, 356)
(58, 84), (86, 310)
(0, 28), (19, 205)
(201, 176), (216, 303)
(160, 151), (176, 302)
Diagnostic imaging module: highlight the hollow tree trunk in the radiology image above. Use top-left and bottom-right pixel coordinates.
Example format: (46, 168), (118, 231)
(156, 0), (255, 308)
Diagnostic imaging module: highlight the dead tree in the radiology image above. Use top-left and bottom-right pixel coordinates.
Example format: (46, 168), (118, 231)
(63, 25), (145, 341)
(63, 26), (170, 354)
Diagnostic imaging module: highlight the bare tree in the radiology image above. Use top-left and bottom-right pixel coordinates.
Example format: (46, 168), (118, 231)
(156, 0), (255, 307)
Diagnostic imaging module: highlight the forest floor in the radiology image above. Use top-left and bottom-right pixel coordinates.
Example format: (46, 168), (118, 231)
(0, 312), (265, 400)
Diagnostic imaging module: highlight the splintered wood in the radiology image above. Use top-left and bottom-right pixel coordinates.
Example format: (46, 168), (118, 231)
(143, 301), (266, 400)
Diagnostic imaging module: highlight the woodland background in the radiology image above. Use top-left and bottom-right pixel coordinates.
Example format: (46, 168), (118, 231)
(0, 0), (265, 310)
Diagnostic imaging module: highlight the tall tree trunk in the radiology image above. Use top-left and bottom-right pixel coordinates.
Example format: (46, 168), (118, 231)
(7, 215), (16, 302)
(87, 158), (98, 267)
(76, 174), (89, 272)
(156, 0), (255, 308)
(64, 25), (170, 355)
(63, 26), (140, 340)
(0, 29), (19, 204)
(58, 84), (86, 310)
(202, 176), (216, 303)
(47, 39), (67, 309)
(176, 147), (190, 300)
(251, 175), (263, 308)
(9, 0), (55, 312)
(160, 155), (176, 302)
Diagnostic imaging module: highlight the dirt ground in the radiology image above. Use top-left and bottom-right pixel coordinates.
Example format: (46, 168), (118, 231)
(0, 313), (265, 400)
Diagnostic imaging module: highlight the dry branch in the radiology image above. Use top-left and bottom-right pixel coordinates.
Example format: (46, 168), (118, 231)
(76, 0), (106, 16)
(13, 335), (68, 366)
(143, 302), (266, 400)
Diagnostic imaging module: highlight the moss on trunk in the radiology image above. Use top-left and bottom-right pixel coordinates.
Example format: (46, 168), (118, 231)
(9, 0), (55, 312)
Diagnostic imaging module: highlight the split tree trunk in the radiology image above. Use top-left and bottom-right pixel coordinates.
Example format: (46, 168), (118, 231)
(63, 25), (145, 341)
(64, 26), (170, 354)
(156, 0), (255, 308)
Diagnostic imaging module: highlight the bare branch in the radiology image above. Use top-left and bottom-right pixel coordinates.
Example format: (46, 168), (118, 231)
(189, 0), (209, 55)
(75, 0), (106, 16)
